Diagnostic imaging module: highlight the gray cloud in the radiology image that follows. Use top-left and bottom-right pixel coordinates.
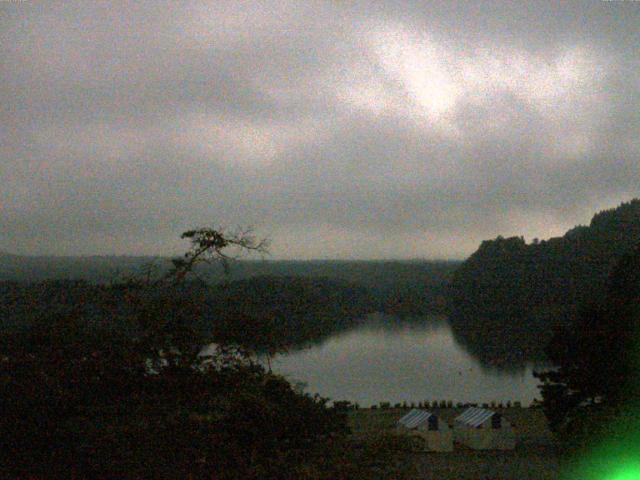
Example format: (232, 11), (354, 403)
(1, 1), (639, 258)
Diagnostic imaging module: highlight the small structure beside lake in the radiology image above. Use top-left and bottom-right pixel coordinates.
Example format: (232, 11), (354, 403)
(397, 409), (453, 452)
(453, 407), (516, 450)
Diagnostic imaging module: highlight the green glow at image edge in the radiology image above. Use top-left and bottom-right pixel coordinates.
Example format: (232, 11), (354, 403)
(565, 445), (640, 480)
(607, 462), (640, 480)
(559, 407), (640, 480)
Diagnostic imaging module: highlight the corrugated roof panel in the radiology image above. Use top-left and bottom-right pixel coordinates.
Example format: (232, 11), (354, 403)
(454, 407), (495, 427)
(398, 409), (420, 425)
(398, 409), (433, 429)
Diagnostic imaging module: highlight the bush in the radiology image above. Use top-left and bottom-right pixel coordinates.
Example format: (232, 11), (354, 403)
(0, 302), (349, 479)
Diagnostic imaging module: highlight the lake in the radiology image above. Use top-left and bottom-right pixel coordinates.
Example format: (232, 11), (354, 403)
(268, 313), (543, 407)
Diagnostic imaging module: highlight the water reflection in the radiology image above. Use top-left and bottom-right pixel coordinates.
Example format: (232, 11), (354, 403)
(269, 313), (542, 407)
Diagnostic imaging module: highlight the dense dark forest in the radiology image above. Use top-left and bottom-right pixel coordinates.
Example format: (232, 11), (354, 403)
(535, 243), (640, 440)
(202, 276), (376, 354)
(449, 199), (640, 366)
(0, 256), (458, 315)
(0, 276), (376, 356)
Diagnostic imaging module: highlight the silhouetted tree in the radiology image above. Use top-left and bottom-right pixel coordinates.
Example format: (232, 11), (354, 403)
(534, 243), (640, 446)
(0, 228), (415, 479)
(0, 228), (351, 479)
(450, 199), (640, 366)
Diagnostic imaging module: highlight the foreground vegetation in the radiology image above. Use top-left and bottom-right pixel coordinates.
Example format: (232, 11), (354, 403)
(0, 229), (412, 479)
(533, 244), (640, 479)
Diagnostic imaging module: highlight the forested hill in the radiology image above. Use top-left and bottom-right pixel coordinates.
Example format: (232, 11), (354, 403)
(202, 276), (377, 352)
(0, 255), (459, 315)
(0, 276), (375, 353)
(449, 199), (640, 365)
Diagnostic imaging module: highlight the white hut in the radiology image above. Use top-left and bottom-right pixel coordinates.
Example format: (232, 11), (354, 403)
(453, 407), (516, 450)
(397, 409), (453, 452)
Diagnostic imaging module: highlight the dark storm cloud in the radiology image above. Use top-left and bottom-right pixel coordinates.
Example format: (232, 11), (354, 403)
(1, 1), (638, 258)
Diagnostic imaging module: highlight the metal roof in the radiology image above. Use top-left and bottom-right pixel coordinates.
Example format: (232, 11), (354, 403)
(398, 409), (434, 429)
(454, 407), (495, 428)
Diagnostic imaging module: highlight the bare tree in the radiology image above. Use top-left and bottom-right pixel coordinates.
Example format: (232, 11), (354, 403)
(166, 226), (270, 285)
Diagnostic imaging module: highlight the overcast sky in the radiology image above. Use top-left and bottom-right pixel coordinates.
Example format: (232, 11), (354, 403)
(1, 1), (639, 259)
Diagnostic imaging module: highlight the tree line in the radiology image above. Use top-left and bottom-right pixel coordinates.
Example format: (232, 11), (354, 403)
(448, 199), (640, 366)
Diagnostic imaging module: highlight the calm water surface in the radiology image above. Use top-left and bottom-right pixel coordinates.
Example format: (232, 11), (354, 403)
(269, 313), (542, 407)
